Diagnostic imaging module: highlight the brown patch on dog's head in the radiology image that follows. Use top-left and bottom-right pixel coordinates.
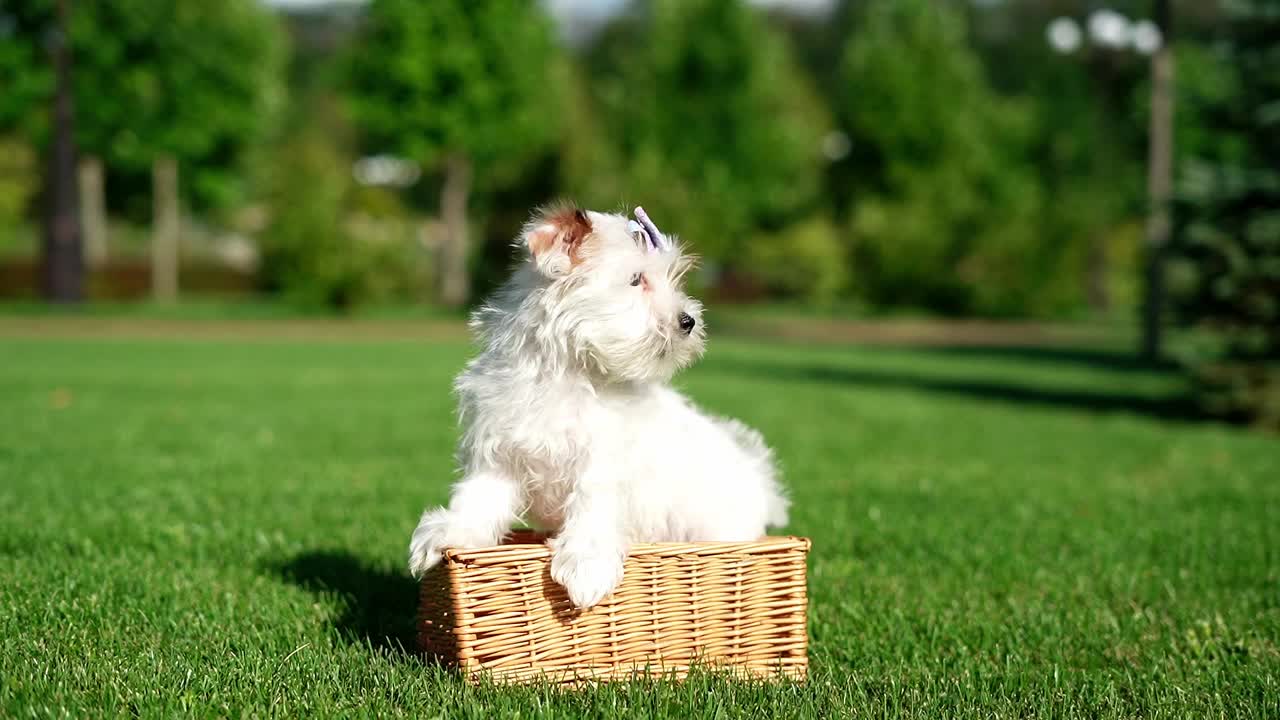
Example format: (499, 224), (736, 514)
(522, 202), (594, 277)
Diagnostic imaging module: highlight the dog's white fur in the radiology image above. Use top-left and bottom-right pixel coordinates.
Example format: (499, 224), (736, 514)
(408, 205), (788, 608)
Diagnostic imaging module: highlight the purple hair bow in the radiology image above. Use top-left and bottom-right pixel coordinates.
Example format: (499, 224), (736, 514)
(628, 206), (671, 253)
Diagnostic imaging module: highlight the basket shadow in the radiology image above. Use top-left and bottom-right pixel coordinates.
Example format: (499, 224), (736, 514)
(474, 529), (586, 621)
(273, 550), (421, 658)
(538, 565), (584, 623)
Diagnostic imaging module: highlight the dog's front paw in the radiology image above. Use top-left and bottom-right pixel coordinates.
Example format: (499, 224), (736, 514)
(550, 546), (624, 609)
(408, 531), (443, 579)
(408, 510), (449, 578)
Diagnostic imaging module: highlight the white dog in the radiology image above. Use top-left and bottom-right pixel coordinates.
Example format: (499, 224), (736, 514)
(408, 204), (788, 608)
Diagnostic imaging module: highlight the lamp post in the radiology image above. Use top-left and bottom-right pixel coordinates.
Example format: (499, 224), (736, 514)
(1142, 0), (1173, 362)
(1047, 5), (1172, 360)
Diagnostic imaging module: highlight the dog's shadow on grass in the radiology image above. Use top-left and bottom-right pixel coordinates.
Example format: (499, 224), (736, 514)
(274, 551), (420, 657)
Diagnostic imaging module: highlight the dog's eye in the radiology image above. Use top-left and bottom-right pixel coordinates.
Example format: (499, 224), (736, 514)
(629, 272), (643, 287)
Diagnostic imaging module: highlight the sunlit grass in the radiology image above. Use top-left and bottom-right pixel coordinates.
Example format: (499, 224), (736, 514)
(1, 330), (1276, 717)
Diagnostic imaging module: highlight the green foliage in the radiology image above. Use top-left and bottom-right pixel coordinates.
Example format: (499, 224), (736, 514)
(345, 0), (563, 185)
(973, 3), (1149, 215)
(1170, 1), (1280, 427)
(80, 0), (287, 209)
(3, 0), (1267, 323)
(569, 0), (827, 262)
(836, 0), (1046, 316)
(2, 332), (1277, 716)
(0, 0), (286, 211)
(743, 217), (848, 304)
(1027, 45), (1144, 317)
(0, 134), (38, 254)
(257, 123), (411, 310)
(74, 1), (284, 161)
(0, 136), (38, 231)
(0, 4), (53, 137)
(1161, 43), (1244, 165)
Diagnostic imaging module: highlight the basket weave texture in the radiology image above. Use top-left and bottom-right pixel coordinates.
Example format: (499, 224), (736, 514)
(418, 531), (810, 683)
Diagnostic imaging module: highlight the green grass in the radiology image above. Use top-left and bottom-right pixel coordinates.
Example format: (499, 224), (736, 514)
(1, 328), (1277, 717)
(0, 298), (468, 321)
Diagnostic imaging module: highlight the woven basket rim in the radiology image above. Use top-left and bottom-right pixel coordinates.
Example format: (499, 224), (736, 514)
(442, 534), (811, 566)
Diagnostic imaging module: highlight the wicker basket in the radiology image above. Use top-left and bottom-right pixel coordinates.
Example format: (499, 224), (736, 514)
(418, 530), (810, 683)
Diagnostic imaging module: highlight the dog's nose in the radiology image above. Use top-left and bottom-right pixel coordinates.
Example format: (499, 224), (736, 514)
(678, 312), (696, 334)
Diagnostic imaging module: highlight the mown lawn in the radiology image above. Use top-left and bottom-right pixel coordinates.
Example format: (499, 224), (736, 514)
(1, 325), (1277, 718)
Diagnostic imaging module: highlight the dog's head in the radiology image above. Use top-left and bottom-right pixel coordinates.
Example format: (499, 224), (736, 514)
(510, 203), (705, 382)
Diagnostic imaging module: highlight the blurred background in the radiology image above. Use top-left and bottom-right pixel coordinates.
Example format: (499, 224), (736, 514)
(0, 0), (1276, 427)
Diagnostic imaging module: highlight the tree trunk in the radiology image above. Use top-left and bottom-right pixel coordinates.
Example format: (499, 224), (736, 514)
(151, 154), (180, 301)
(1141, 0), (1174, 361)
(438, 152), (472, 307)
(79, 155), (108, 267)
(42, 0), (84, 303)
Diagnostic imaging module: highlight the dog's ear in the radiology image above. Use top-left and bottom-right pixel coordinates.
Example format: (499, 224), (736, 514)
(521, 204), (593, 277)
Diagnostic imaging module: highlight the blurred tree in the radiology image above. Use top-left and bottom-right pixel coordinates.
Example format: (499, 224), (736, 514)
(256, 28), (427, 312)
(72, 0), (285, 299)
(0, 0), (285, 298)
(346, 0), (563, 307)
(43, 0), (83, 302)
(743, 217), (848, 305)
(1168, 0), (1280, 427)
(0, 0), (83, 300)
(0, 4), (54, 138)
(962, 0), (1157, 318)
(258, 112), (364, 310)
(0, 137), (39, 238)
(835, 0), (1045, 315)
(569, 0), (827, 268)
(1023, 50), (1143, 316)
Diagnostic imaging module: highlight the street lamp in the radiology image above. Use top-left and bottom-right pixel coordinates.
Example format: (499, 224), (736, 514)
(1046, 5), (1173, 361)
(1047, 9), (1162, 57)
(1046, 17), (1083, 54)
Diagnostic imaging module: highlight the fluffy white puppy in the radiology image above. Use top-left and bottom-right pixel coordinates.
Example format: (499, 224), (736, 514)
(408, 204), (788, 608)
